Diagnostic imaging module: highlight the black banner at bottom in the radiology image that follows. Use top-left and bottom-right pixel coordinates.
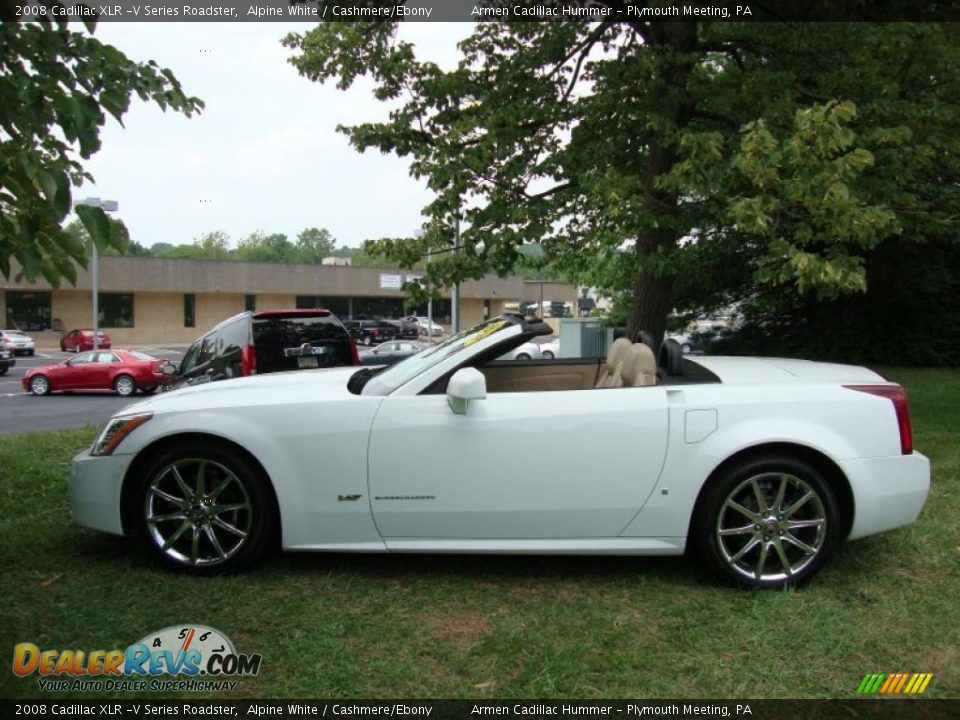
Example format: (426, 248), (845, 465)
(3, 700), (958, 720)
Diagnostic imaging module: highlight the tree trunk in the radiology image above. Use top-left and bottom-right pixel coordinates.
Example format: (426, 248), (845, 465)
(625, 22), (698, 347)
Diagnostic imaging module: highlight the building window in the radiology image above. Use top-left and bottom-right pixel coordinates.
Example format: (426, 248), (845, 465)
(245, 294), (256, 313)
(184, 294), (196, 327)
(99, 293), (134, 328)
(352, 297), (405, 320)
(296, 296), (351, 318)
(5, 291), (52, 331)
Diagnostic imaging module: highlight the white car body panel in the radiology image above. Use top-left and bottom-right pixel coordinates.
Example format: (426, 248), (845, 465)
(368, 387), (668, 538)
(70, 317), (931, 569)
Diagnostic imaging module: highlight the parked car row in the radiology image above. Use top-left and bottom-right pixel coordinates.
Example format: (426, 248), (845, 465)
(20, 307), (545, 396)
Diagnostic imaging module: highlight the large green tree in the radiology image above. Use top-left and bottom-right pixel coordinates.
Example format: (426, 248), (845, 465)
(0, 9), (202, 286)
(285, 13), (955, 343)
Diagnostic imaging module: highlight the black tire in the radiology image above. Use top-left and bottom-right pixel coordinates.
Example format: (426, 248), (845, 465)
(515, 353), (531, 361)
(691, 455), (841, 589)
(0, 367), (7, 376)
(134, 442), (277, 574)
(29, 375), (51, 396)
(113, 374), (136, 397)
(542, 350), (555, 360)
(140, 386), (158, 395)
(28, 350), (34, 356)
(60, 342), (66, 352)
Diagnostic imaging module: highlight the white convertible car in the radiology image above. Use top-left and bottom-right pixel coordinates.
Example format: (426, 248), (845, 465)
(71, 315), (930, 588)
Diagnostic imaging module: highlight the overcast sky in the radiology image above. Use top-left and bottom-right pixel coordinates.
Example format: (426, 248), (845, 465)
(79, 22), (472, 251)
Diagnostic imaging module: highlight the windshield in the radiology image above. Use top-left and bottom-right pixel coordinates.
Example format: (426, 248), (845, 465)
(360, 316), (519, 396)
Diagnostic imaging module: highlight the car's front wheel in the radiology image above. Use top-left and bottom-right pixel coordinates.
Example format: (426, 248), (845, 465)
(135, 443), (276, 574)
(29, 375), (51, 395)
(113, 374), (136, 397)
(692, 455), (841, 589)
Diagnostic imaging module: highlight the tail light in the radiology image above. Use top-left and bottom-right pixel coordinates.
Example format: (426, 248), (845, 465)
(241, 345), (257, 376)
(349, 339), (360, 365)
(844, 384), (913, 455)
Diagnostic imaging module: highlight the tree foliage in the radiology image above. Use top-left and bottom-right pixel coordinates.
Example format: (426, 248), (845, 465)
(0, 12), (202, 286)
(284, 17), (957, 345)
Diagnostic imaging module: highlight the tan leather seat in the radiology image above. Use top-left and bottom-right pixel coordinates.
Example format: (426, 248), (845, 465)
(595, 337), (632, 388)
(620, 343), (658, 387)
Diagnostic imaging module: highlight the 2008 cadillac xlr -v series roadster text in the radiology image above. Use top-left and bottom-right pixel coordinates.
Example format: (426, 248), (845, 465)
(71, 315), (930, 588)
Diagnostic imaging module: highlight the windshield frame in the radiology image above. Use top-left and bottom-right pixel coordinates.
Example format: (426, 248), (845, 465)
(361, 315), (537, 397)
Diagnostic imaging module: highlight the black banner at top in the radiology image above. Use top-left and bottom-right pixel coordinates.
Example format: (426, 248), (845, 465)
(6, 0), (960, 23)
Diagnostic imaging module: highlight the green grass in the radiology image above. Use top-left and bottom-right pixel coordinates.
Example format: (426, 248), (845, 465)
(1, 368), (957, 700)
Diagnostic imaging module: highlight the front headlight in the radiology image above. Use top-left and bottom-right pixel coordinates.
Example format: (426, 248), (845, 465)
(91, 414), (152, 456)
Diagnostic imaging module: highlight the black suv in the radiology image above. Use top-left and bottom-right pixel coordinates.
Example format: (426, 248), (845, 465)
(345, 319), (401, 346)
(171, 309), (358, 389)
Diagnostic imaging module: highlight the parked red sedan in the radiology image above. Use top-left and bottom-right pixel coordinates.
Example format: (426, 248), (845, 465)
(23, 350), (173, 397)
(60, 328), (112, 352)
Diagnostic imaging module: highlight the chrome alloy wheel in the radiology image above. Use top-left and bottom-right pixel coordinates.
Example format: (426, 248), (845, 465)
(145, 459), (253, 567)
(114, 375), (135, 396)
(715, 472), (827, 583)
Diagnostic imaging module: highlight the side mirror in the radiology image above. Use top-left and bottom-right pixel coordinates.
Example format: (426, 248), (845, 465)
(446, 368), (486, 415)
(161, 363), (176, 376)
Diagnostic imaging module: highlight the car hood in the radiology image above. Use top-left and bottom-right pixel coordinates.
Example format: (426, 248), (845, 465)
(119, 367), (360, 416)
(689, 356), (886, 384)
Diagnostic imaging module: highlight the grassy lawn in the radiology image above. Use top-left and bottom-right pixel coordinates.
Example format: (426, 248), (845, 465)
(0, 367), (957, 700)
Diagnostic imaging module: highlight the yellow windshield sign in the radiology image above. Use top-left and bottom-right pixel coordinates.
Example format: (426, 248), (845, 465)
(464, 319), (507, 347)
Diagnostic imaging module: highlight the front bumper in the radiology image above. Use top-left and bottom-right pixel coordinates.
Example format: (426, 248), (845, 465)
(70, 450), (135, 536)
(841, 452), (931, 540)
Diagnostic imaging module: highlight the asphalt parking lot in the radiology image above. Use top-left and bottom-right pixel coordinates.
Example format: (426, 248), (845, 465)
(0, 348), (183, 436)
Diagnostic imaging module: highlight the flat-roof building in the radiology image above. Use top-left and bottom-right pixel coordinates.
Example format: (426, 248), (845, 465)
(1, 256), (577, 345)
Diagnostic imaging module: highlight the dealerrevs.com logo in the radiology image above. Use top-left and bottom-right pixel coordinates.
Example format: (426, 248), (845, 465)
(13, 624), (262, 693)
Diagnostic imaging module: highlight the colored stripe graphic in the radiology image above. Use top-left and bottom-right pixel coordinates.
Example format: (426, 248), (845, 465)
(859, 672), (933, 694)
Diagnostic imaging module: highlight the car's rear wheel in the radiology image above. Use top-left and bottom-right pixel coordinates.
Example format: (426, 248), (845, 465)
(113, 374), (136, 397)
(542, 350), (555, 359)
(29, 375), (51, 395)
(692, 455), (841, 589)
(515, 353), (531, 361)
(0, 367), (7, 376)
(135, 443), (276, 574)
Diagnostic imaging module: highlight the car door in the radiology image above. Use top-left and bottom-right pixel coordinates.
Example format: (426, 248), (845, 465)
(367, 386), (670, 539)
(58, 352), (96, 389)
(94, 351), (122, 389)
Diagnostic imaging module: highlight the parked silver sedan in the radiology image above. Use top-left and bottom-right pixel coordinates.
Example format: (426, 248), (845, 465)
(498, 341), (543, 361)
(0, 329), (35, 356)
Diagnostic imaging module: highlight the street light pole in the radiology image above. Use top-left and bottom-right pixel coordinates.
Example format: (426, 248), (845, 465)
(77, 197), (118, 351)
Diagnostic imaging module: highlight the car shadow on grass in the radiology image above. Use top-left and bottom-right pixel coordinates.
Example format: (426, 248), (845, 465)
(264, 549), (713, 591)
